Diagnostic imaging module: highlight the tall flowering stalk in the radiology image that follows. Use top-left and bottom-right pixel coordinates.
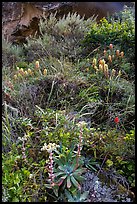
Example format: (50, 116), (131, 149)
(18, 135), (28, 163)
(48, 151), (55, 185)
(41, 143), (59, 186)
(75, 121), (86, 170)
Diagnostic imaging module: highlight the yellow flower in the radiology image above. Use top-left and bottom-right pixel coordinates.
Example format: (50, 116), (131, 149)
(35, 61), (40, 69)
(103, 50), (107, 56)
(13, 74), (18, 80)
(99, 59), (105, 65)
(99, 64), (103, 71)
(24, 71), (28, 76)
(104, 64), (109, 78)
(120, 51), (124, 57)
(92, 58), (97, 66)
(18, 68), (24, 74)
(18, 73), (22, 78)
(118, 70), (121, 77)
(108, 55), (112, 62)
(104, 64), (108, 71)
(116, 50), (120, 57)
(111, 69), (116, 77)
(94, 66), (98, 71)
(28, 68), (33, 75)
(86, 68), (89, 72)
(43, 69), (47, 76)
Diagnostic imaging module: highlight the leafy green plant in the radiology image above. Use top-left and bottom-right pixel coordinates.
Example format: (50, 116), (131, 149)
(43, 145), (86, 199)
(82, 6), (135, 60)
(82, 156), (98, 172)
(65, 189), (89, 202)
(54, 148), (85, 189)
(24, 12), (96, 63)
(2, 152), (30, 202)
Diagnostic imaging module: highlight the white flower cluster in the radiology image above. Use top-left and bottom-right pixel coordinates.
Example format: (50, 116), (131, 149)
(18, 134), (28, 142)
(76, 121), (87, 127)
(41, 143), (59, 153)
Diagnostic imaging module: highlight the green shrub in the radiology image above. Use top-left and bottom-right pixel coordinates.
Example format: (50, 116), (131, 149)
(82, 6), (135, 64)
(84, 127), (135, 187)
(23, 12), (96, 63)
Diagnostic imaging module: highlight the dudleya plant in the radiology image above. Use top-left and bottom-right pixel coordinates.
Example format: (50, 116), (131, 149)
(41, 121), (87, 198)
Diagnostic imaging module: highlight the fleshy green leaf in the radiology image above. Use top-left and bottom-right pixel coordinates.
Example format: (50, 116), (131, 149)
(70, 175), (81, 189)
(67, 176), (71, 188)
(54, 172), (66, 177)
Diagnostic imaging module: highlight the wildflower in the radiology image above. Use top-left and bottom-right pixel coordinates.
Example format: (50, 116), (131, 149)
(99, 59), (105, 68)
(104, 64), (108, 71)
(41, 142), (59, 153)
(86, 68), (89, 72)
(116, 50), (120, 57)
(111, 69), (116, 77)
(104, 64), (109, 78)
(103, 50), (107, 56)
(19, 68), (24, 75)
(13, 74), (18, 80)
(35, 61), (40, 69)
(92, 58), (97, 66)
(114, 117), (120, 124)
(99, 59), (103, 65)
(99, 64), (103, 71)
(120, 51), (124, 57)
(16, 67), (20, 70)
(17, 73), (22, 78)
(118, 70), (121, 77)
(94, 66), (98, 70)
(29, 174), (33, 179)
(24, 71), (28, 76)
(43, 68), (47, 76)
(109, 43), (113, 49)
(27, 68), (33, 75)
(108, 55), (112, 62)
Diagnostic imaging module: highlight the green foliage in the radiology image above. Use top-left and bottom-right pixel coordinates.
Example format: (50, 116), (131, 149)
(65, 189), (89, 202)
(24, 12), (96, 63)
(2, 4), (135, 202)
(34, 107), (77, 147)
(82, 6), (135, 64)
(85, 128), (135, 159)
(2, 37), (25, 69)
(44, 146), (86, 198)
(84, 127), (135, 187)
(54, 147), (86, 189)
(2, 152), (30, 202)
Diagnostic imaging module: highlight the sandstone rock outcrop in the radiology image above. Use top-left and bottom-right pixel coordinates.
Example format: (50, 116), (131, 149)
(2, 2), (134, 44)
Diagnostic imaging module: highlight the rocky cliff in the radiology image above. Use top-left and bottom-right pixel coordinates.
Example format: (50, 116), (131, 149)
(2, 2), (134, 44)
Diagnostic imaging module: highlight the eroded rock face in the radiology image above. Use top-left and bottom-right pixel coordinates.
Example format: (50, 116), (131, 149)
(2, 2), (134, 44)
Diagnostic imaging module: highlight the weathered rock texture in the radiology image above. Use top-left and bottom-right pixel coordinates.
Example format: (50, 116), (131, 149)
(2, 2), (134, 44)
